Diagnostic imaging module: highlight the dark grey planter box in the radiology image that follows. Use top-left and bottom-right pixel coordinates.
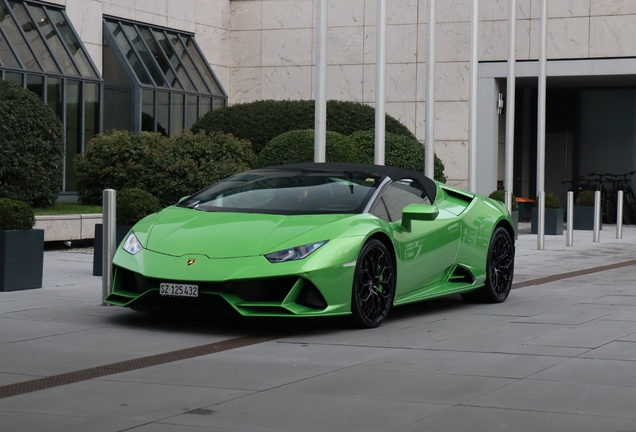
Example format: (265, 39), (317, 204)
(93, 224), (132, 276)
(573, 206), (599, 230)
(511, 210), (519, 239)
(531, 208), (564, 235)
(0, 229), (44, 291)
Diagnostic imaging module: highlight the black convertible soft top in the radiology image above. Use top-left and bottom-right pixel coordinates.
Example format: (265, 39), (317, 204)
(273, 162), (438, 203)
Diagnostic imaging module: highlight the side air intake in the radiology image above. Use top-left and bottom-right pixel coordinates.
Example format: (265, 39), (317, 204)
(449, 265), (475, 285)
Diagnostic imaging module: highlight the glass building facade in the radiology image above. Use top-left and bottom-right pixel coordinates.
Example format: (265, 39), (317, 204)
(1, 2), (227, 195)
(0, 0), (102, 193)
(102, 17), (227, 137)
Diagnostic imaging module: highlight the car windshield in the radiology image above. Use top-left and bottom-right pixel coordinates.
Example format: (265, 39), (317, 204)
(177, 169), (382, 215)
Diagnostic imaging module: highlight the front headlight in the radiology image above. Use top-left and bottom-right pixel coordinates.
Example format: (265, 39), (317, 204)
(122, 232), (143, 255)
(265, 241), (327, 263)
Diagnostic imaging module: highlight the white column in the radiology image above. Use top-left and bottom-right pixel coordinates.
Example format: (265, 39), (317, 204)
(536, 0), (547, 250)
(504, 0), (517, 211)
(375, 0), (387, 165)
(468, 0), (479, 192)
(314, 0), (328, 163)
(425, 0), (436, 178)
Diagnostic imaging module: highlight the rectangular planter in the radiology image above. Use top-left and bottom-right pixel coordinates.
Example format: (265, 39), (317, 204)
(0, 229), (44, 291)
(93, 224), (132, 276)
(573, 206), (600, 230)
(531, 208), (564, 235)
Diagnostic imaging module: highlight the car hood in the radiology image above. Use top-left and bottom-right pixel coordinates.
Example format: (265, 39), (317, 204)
(144, 207), (352, 258)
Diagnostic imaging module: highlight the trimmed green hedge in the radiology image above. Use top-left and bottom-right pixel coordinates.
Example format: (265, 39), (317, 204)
(544, 192), (561, 209)
(258, 130), (367, 167)
(575, 189), (595, 206)
(191, 100), (415, 154)
(349, 131), (446, 183)
(489, 190), (518, 211)
(0, 80), (64, 207)
(116, 188), (162, 225)
(75, 130), (255, 207)
(0, 198), (34, 231)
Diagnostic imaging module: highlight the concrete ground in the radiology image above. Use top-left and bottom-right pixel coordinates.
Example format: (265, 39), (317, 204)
(1, 225), (636, 431)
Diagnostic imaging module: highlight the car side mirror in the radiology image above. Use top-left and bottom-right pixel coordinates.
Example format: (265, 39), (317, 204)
(401, 203), (439, 231)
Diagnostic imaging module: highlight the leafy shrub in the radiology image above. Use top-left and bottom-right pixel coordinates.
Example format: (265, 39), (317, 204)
(575, 189), (595, 206)
(0, 80), (64, 207)
(348, 130), (446, 183)
(0, 198), (34, 230)
(75, 130), (255, 207)
(116, 188), (161, 225)
(543, 192), (561, 209)
(488, 190), (518, 211)
(258, 130), (368, 167)
(191, 100), (415, 154)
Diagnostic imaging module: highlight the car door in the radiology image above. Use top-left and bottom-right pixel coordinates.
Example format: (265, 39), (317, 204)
(372, 178), (461, 297)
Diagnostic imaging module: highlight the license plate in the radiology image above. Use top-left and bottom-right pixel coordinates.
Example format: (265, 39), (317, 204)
(159, 283), (198, 297)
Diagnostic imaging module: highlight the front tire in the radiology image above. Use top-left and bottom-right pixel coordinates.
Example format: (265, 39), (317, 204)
(350, 239), (395, 328)
(463, 226), (514, 303)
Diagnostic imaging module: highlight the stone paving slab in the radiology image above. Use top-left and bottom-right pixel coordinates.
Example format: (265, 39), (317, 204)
(0, 227), (635, 431)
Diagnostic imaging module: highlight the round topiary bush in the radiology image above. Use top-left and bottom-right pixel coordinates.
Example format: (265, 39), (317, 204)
(116, 188), (162, 225)
(575, 189), (595, 206)
(489, 190), (518, 211)
(191, 100), (415, 154)
(544, 192), (561, 209)
(0, 198), (34, 231)
(75, 130), (255, 207)
(348, 130), (447, 183)
(0, 80), (64, 207)
(258, 130), (368, 168)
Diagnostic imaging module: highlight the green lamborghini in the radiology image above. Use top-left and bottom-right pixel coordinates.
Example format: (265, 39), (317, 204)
(105, 163), (515, 328)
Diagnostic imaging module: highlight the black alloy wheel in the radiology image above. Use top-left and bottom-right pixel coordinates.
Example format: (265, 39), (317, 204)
(463, 226), (514, 303)
(351, 239), (395, 328)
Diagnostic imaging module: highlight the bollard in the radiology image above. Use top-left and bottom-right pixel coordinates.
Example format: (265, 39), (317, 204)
(593, 190), (601, 243)
(538, 191), (545, 250)
(566, 191), (573, 247)
(102, 189), (116, 305)
(505, 190), (512, 214)
(617, 190), (624, 240)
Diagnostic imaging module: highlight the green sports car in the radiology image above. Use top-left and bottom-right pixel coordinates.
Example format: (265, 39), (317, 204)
(105, 163), (515, 328)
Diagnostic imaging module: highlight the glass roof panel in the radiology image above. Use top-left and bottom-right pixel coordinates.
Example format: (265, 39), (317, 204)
(167, 31), (208, 94)
(182, 35), (223, 96)
(138, 26), (182, 90)
(25, 3), (78, 76)
(121, 24), (166, 88)
(152, 29), (195, 92)
(0, 26), (20, 68)
(7, 0), (58, 73)
(46, 8), (98, 78)
(0, 1), (40, 70)
(105, 20), (153, 86)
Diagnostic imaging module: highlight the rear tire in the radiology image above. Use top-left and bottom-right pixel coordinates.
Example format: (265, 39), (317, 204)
(462, 226), (514, 303)
(350, 239), (395, 328)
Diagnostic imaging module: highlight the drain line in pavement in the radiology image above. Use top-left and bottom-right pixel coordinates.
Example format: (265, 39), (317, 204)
(2, 260), (635, 400)
(512, 259), (636, 289)
(0, 334), (279, 400)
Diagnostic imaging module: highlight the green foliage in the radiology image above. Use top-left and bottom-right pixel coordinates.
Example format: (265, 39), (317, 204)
(258, 130), (367, 167)
(75, 130), (255, 207)
(575, 189), (595, 206)
(0, 80), (64, 207)
(0, 198), (34, 231)
(544, 192), (561, 209)
(191, 100), (415, 154)
(116, 188), (161, 225)
(488, 190), (518, 211)
(348, 131), (447, 183)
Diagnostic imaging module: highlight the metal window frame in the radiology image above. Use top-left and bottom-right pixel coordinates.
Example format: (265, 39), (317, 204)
(0, 0), (44, 71)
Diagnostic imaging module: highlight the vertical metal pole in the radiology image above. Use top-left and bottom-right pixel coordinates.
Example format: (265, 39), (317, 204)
(468, 0), (479, 192)
(593, 190), (601, 243)
(538, 191), (545, 250)
(566, 190), (573, 247)
(616, 190), (624, 239)
(375, 0), (387, 165)
(505, 191), (512, 211)
(425, 0), (436, 178)
(314, 0), (328, 163)
(536, 0), (548, 251)
(504, 0), (517, 211)
(102, 189), (116, 305)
